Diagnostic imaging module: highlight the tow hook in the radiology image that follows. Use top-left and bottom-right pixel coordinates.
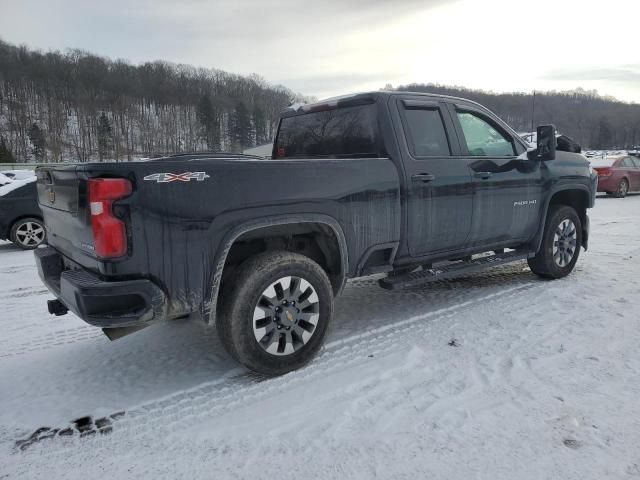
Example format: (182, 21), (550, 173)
(47, 299), (69, 316)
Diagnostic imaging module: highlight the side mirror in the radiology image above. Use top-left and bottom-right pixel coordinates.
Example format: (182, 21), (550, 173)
(535, 124), (556, 161)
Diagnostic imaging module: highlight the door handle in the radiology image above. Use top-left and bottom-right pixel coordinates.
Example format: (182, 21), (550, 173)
(473, 171), (492, 180)
(412, 173), (435, 183)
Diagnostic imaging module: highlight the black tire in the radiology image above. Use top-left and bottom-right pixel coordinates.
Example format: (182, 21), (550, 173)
(528, 205), (582, 279)
(614, 178), (629, 198)
(10, 217), (46, 250)
(217, 251), (334, 376)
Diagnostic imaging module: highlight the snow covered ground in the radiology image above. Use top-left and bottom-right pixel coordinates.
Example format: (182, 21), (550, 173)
(1, 195), (640, 479)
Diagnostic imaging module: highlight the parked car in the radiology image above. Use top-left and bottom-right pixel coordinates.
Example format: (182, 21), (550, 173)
(0, 172), (46, 249)
(520, 132), (581, 153)
(592, 155), (640, 197)
(34, 91), (597, 375)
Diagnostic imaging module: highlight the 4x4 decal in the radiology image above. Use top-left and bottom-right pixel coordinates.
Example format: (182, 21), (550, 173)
(143, 172), (210, 183)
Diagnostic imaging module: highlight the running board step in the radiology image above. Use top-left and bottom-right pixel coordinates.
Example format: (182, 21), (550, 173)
(378, 250), (534, 290)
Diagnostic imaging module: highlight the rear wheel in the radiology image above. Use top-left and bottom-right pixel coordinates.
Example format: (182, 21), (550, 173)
(217, 251), (333, 376)
(10, 218), (46, 250)
(528, 205), (582, 279)
(614, 178), (629, 198)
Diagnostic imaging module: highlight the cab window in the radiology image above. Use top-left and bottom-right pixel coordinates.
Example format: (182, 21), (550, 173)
(457, 111), (515, 156)
(274, 104), (380, 158)
(403, 108), (451, 157)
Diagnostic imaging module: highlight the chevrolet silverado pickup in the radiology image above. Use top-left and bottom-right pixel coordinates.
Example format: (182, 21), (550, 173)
(34, 91), (597, 375)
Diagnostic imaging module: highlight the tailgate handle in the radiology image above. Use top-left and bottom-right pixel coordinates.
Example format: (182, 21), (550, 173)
(412, 173), (435, 183)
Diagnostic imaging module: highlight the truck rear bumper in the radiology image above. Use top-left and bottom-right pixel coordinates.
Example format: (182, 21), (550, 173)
(35, 246), (167, 328)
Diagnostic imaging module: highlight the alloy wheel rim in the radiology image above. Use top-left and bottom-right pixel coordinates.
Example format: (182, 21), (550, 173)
(552, 219), (577, 268)
(252, 276), (320, 356)
(15, 221), (45, 247)
(620, 181), (628, 195)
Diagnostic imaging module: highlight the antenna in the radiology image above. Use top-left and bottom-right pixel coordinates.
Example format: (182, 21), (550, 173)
(530, 91), (536, 133)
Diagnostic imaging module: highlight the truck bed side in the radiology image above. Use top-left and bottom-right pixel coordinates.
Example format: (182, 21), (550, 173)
(37, 157), (400, 321)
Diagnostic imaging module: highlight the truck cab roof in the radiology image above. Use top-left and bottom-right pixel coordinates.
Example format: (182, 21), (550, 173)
(282, 90), (490, 117)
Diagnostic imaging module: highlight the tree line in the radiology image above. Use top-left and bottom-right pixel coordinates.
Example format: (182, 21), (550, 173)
(393, 83), (640, 150)
(0, 39), (306, 163)
(1, 37), (639, 164)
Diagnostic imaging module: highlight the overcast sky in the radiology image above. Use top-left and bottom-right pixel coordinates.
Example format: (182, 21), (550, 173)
(1, 0), (639, 102)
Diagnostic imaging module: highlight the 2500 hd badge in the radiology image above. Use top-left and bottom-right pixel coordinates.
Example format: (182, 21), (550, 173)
(514, 200), (538, 206)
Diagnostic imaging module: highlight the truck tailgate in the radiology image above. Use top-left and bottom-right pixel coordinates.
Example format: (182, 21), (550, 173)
(36, 165), (95, 266)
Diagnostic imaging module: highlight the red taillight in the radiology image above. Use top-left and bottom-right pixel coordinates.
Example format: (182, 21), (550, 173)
(88, 178), (132, 258)
(595, 167), (612, 177)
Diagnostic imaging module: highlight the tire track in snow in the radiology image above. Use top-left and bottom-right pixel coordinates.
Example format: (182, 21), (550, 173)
(325, 290), (551, 436)
(12, 279), (545, 462)
(0, 286), (49, 300)
(0, 264), (531, 360)
(0, 264), (33, 275)
(0, 326), (103, 359)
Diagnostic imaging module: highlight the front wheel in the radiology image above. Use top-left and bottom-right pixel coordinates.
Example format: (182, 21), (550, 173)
(217, 251), (334, 376)
(528, 205), (582, 279)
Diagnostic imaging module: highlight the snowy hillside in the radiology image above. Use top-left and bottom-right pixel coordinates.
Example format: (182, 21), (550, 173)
(1, 195), (640, 479)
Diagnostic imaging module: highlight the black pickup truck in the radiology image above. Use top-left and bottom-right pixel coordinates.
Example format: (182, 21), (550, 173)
(34, 91), (597, 375)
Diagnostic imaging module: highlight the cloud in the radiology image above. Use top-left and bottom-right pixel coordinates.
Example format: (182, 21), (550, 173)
(542, 66), (640, 85)
(2, 0), (639, 102)
(0, 0), (456, 98)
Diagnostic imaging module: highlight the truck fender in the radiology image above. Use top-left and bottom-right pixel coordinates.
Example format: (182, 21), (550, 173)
(203, 214), (349, 325)
(532, 184), (592, 253)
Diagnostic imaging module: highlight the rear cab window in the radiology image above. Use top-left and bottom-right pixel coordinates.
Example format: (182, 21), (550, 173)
(401, 104), (452, 157)
(274, 102), (381, 159)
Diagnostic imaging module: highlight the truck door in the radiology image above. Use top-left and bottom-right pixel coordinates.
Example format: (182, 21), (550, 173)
(396, 98), (474, 256)
(449, 104), (543, 246)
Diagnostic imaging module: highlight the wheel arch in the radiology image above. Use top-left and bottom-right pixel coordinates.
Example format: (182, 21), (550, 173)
(204, 214), (349, 325)
(10, 213), (44, 228)
(534, 186), (591, 253)
(9, 214), (44, 236)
